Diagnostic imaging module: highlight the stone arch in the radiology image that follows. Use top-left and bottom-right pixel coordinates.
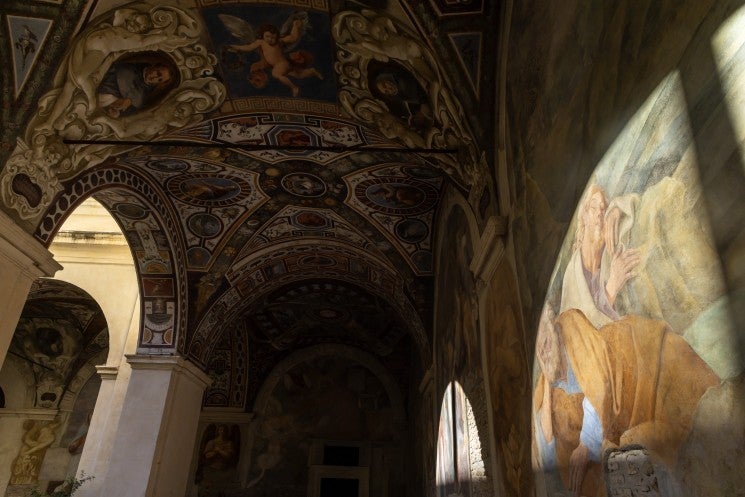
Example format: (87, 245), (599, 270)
(35, 164), (189, 354)
(252, 344), (405, 420)
(238, 344), (407, 494)
(190, 239), (430, 367)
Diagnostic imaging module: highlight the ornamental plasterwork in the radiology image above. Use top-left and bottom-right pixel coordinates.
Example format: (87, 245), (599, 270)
(0, 3), (225, 223)
(332, 9), (482, 186)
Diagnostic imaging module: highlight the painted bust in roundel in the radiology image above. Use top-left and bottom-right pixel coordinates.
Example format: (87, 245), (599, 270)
(96, 52), (179, 118)
(367, 60), (433, 133)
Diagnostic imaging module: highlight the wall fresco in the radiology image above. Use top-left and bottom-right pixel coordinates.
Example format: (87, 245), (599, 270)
(432, 206), (491, 497)
(532, 71), (744, 496)
(244, 355), (404, 497)
(484, 260), (532, 496)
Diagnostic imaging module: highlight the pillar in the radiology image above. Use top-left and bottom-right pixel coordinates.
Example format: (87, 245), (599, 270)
(74, 366), (122, 496)
(0, 210), (62, 367)
(94, 355), (210, 497)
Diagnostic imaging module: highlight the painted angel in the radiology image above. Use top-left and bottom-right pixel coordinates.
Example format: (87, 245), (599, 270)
(219, 11), (323, 97)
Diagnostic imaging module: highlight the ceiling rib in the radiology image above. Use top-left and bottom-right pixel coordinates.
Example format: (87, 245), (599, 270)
(62, 139), (459, 155)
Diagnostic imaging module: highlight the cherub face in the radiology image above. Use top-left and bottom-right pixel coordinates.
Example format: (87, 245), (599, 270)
(125, 14), (151, 33)
(262, 31), (278, 46)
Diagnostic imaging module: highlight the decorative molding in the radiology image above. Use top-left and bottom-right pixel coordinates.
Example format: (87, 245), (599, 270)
(0, 408), (59, 420)
(126, 354), (212, 388)
(200, 408), (254, 424)
(332, 10), (483, 187)
(418, 365), (434, 394)
(96, 364), (120, 381)
(470, 215), (507, 292)
(0, 3), (225, 223)
(0, 208), (61, 278)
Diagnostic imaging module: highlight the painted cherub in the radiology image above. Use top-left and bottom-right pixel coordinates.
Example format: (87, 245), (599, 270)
(220, 12), (322, 97)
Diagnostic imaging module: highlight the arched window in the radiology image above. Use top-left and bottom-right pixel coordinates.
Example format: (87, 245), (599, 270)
(436, 381), (485, 497)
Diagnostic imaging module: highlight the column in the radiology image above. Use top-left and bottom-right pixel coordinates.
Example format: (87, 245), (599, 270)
(96, 355), (211, 497)
(74, 365), (123, 497)
(0, 210), (62, 367)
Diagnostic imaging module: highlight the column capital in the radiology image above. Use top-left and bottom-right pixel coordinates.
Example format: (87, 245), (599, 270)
(125, 354), (212, 388)
(0, 209), (62, 278)
(95, 364), (119, 381)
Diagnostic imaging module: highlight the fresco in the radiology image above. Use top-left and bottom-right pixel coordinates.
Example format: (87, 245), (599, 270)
(344, 164), (442, 275)
(95, 51), (179, 118)
(7, 15), (53, 97)
(211, 114), (370, 165)
(367, 60), (433, 134)
(432, 207), (488, 496)
(10, 419), (60, 485)
(202, 4), (336, 102)
(0, 3), (224, 223)
(531, 72), (743, 496)
(195, 424), (241, 496)
(484, 260), (532, 496)
(243, 355), (403, 497)
(203, 322), (248, 408)
(59, 374), (101, 480)
(10, 280), (108, 409)
(246, 280), (408, 356)
(434, 208), (479, 391)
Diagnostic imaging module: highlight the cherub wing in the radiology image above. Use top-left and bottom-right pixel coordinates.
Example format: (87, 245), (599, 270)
(280, 10), (310, 52)
(218, 14), (255, 42)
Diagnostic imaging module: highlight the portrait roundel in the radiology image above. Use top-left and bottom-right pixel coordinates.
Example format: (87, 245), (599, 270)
(358, 178), (438, 215)
(293, 211), (329, 229)
(96, 51), (180, 118)
(188, 213), (222, 238)
(167, 174), (251, 207)
(395, 218), (429, 244)
(114, 202), (147, 219)
(281, 173), (326, 197)
(367, 59), (433, 133)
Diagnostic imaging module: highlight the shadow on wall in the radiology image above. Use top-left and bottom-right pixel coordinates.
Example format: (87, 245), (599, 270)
(530, 3), (745, 493)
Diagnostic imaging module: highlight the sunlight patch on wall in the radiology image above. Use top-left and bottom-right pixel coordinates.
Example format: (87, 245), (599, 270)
(712, 3), (745, 172)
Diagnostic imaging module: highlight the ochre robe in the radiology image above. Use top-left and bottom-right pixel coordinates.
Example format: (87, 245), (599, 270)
(557, 309), (718, 465)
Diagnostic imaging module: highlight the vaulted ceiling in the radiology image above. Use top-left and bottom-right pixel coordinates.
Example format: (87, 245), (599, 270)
(0, 0), (500, 410)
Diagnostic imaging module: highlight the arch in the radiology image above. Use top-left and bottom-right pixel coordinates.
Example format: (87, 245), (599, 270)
(0, 355), (35, 409)
(431, 200), (479, 387)
(435, 381), (491, 497)
(47, 198), (139, 365)
(252, 343), (405, 421)
(190, 239), (430, 367)
(38, 164), (189, 354)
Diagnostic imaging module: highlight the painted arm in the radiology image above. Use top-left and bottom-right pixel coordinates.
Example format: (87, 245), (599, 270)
(228, 39), (262, 53)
